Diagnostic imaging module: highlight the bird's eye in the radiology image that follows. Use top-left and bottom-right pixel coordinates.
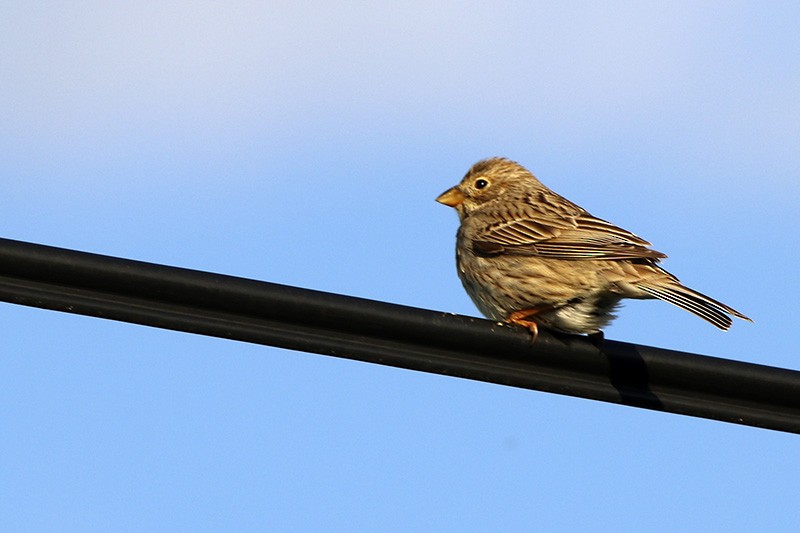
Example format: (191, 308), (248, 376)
(475, 178), (489, 190)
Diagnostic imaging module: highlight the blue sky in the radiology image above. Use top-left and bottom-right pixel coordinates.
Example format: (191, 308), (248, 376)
(2, 2), (799, 531)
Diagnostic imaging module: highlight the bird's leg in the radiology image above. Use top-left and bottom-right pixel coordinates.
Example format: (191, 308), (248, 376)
(506, 307), (552, 344)
(587, 330), (605, 347)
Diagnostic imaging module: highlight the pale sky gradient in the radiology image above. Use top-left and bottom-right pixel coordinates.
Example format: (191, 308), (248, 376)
(2, 2), (799, 531)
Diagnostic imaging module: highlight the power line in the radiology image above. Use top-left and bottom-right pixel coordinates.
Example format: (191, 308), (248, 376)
(0, 236), (798, 433)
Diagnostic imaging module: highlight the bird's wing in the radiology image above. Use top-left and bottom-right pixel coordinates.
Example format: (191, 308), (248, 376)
(472, 194), (667, 261)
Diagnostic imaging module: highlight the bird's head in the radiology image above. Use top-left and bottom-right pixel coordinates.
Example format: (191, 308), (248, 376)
(436, 157), (542, 218)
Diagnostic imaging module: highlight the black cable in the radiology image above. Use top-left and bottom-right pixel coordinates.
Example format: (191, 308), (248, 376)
(0, 237), (797, 433)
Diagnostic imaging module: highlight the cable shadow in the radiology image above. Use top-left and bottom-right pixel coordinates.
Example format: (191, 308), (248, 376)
(600, 339), (665, 410)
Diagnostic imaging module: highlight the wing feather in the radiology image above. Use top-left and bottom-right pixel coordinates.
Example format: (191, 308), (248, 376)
(473, 191), (666, 260)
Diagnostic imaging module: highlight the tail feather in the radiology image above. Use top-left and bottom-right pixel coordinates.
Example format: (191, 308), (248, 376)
(637, 283), (752, 331)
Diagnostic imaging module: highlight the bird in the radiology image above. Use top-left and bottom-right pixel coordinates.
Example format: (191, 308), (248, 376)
(436, 157), (751, 338)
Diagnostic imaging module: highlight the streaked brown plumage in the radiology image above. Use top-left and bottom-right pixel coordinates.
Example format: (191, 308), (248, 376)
(436, 157), (751, 336)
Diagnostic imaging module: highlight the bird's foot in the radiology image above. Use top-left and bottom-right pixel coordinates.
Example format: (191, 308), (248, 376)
(587, 330), (605, 347)
(506, 307), (552, 344)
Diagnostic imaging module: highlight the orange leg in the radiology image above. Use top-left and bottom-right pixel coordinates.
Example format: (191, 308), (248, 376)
(506, 307), (552, 344)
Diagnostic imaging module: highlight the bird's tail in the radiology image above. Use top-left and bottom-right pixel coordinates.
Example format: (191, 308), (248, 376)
(637, 282), (752, 330)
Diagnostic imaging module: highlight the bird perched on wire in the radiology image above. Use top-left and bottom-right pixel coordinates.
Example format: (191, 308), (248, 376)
(436, 157), (751, 339)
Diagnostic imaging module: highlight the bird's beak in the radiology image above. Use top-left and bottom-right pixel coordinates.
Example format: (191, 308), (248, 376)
(436, 187), (465, 208)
